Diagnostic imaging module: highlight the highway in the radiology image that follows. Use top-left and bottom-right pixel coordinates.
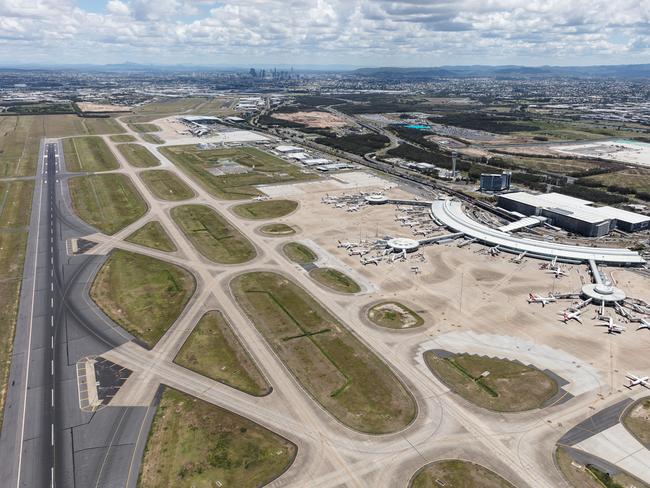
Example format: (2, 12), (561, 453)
(0, 140), (154, 487)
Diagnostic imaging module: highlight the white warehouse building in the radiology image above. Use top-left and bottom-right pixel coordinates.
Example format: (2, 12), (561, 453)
(497, 191), (650, 237)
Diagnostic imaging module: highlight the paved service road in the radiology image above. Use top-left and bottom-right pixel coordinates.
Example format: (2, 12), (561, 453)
(0, 140), (153, 488)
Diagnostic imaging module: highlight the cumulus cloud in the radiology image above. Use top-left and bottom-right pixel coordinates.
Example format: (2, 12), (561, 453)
(0, 0), (647, 65)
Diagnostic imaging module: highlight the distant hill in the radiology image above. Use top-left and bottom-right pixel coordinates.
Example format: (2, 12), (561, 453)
(352, 67), (456, 79)
(352, 64), (650, 79)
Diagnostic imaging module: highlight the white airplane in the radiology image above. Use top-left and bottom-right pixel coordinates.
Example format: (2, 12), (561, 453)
(547, 265), (568, 278)
(625, 373), (650, 389)
(349, 248), (369, 256)
(597, 315), (626, 334)
(560, 310), (582, 324)
(511, 251), (527, 263)
(550, 256), (558, 268)
(410, 266), (421, 274)
(528, 293), (557, 307)
(335, 203), (346, 208)
(361, 256), (381, 266)
(487, 246), (501, 256)
(347, 206), (359, 212)
(337, 240), (356, 249)
(571, 298), (593, 311)
(253, 195), (270, 201)
(637, 318), (650, 331)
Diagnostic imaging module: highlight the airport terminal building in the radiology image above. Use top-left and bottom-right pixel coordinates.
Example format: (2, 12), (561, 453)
(497, 191), (650, 237)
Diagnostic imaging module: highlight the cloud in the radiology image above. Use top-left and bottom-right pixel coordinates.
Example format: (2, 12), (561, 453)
(0, 0), (647, 65)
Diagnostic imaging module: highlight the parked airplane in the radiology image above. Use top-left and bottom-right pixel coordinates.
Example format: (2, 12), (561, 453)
(361, 257), (381, 266)
(337, 240), (356, 249)
(253, 195), (270, 201)
(547, 265), (568, 278)
(625, 373), (650, 389)
(571, 298), (593, 311)
(637, 318), (650, 331)
(511, 251), (527, 263)
(335, 203), (346, 208)
(560, 310), (582, 324)
(487, 246), (501, 256)
(597, 315), (626, 334)
(347, 206), (359, 212)
(527, 293), (557, 307)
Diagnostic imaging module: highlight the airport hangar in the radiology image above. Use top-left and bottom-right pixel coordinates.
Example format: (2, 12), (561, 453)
(497, 191), (650, 237)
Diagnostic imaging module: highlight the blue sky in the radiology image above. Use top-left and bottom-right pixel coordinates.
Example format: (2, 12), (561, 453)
(0, 0), (648, 67)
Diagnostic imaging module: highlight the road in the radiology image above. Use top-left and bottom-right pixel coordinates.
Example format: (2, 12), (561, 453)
(0, 140), (154, 487)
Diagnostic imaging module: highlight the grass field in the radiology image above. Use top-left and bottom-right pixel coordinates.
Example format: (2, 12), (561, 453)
(0, 116), (44, 176)
(138, 388), (296, 488)
(232, 199), (298, 219)
(0, 230), (29, 430)
(175, 311), (270, 395)
(117, 143), (160, 168)
(140, 170), (194, 201)
(585, 169), (650, 194)
(0, 180), (35, 229)
(171, 205), (255, 264)
(367, 301), (424, 329)
(141, 133), (164, 144)
(126, 221), (177, 252)
(128, 123), (161, 133)
(161, 145), (316, 200)
(231, 272), (416, 433)
(282, 242), (317, 264)
(410, 460), (515, 488)
(134, 97), (208, 116)
(555, 447), (648, 488)
(259, 223), (295, 236)
(91, 250), (195, 348)
(109, 134), (136, 143)
(309, 268), (360, 294)
(68, 174), (147, 235)
(0, 115), (127, 177)
(424, 352), (557, 411)
(81, 117), (125, 135)
(63, 136), (119, 172)
(623, 397), (650, 445)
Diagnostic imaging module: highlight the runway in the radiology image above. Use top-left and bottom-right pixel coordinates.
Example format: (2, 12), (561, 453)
(0, 140), (154, 487)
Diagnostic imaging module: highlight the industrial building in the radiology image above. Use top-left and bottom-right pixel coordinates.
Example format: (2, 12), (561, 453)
(497, 191), (650, 237)
(480, 172), (511, 192)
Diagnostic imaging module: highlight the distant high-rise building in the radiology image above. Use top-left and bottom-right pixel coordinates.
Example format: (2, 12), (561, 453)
(249, 68), (257, 78)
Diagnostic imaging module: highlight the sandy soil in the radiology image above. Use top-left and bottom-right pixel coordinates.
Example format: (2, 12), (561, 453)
(77, 102), (131, 113)
(271, 111), (348, 128)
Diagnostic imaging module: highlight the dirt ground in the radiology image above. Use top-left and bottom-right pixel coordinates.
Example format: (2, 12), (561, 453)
(260, 172), (650, 391)
(77, 102), (131, 113)
(271, 111), (348, 128)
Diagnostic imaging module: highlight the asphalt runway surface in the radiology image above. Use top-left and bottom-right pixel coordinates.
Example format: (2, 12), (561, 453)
(0, 140), (155, 487)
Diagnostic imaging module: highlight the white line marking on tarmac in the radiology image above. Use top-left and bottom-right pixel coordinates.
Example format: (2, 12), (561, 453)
(50, 360), (53, 375)
(51, 336), (53, 349)
(51, 424), (54, 446)
(51, 389), (54, 407)
(17, 145), (46, 487)
(50, 297), (54, 308)
(50, 316), (53, 327)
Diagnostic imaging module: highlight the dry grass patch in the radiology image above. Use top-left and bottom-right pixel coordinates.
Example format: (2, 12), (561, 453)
(231, 271), (416, 433)
(259, 223), (295, 236)
(424, 352), (557, 412)
(171, 204), (255, 264)
(90, 250), (195, 348)
(63, 136), (119, 172)
(175, 311), (270, 396)
(68, 174), (147, 235)
(232, 199), (298, 219)
(138, 388), (295, 488)
(309, 268), (360, 294)
(126, 221), (176, 252)
(140, 170), (194, 201)
(117, 143), (159, 168)
(368, 301), (423, 329)
(410, 460), (515, 488)
(282, 242), (317, 264)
